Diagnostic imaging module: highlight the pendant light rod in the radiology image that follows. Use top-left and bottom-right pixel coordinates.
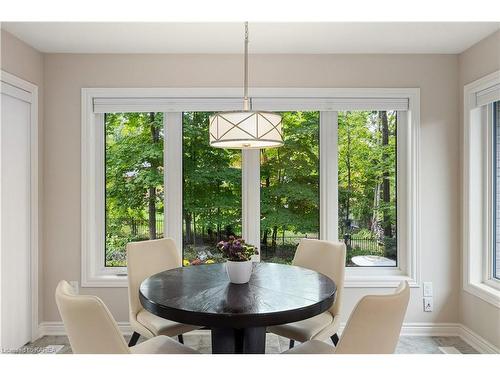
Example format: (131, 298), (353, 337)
(208, 21), (283, 150)
(243, 22), (250, 111)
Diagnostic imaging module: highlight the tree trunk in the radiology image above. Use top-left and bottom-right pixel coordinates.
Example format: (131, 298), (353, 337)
(261, 149), (271, 250)
(262, 229), (268, 247)
(148, 186), (157, 239)
(185, 212), (192, 243)
(216, 182), (221, 241)
(193, 212), (197, 250)
(131, 219), (138, 237)
(345, 118), (352, 233)
(148, 112), (159, 239)
(371, 184), (380, 234)
(148, 115), (159, 239)
(380, 111), (392, 237)
(271, 225), (278, 249)
(217, 213), (221, 241)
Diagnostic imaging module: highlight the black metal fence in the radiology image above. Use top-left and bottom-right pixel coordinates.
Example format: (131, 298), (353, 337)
(260, 234), (382, 251)
(109, 218), (164, 238)
(260, 234), (318, 259)
(110, 217), (389, 263)
(259, 234), (387, 263)
(342, 236), (383, 253)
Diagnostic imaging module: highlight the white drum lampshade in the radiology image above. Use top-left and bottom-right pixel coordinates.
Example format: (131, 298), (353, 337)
(209, 111), (283, 149)
(209, 22), (284, 150)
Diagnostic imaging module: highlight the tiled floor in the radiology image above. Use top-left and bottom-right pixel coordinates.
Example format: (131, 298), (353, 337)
(18, 332), (478, 354)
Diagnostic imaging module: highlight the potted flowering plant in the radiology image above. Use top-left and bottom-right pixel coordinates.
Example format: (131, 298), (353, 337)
(217, 236), (258, 284)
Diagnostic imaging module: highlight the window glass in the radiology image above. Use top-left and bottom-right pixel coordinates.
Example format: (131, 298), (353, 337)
(182, 112), (242, 266)
(338, 111), (397, 267)
(260, 112), (320, 264)
(103, 110), (399, 269)
(105, 113), (164, 267)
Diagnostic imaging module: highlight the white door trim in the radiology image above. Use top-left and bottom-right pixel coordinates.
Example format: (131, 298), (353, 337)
(0, 70), (39, 342)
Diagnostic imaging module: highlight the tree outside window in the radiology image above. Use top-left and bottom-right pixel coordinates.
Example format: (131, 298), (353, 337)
(338, 111), (397, 266)
(105, 112), (164, 267)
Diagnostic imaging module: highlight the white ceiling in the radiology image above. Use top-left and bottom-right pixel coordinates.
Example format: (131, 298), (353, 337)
(2, 22), (499, 54)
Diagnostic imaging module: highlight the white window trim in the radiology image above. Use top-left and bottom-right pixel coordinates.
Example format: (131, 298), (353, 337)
(463, 70), (500, 307)
(81, 87), (420, 288)
(164, 113), (184, 256)
(486, 102), (500, 290)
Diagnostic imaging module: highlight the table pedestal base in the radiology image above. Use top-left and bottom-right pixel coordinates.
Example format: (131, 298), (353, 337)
(211, 326), (266, 354)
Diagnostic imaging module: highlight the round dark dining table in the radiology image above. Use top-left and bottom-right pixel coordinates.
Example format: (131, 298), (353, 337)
(139, 262), (337, 354)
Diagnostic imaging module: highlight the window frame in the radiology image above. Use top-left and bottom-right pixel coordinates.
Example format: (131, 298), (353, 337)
(493, 101), (500, 283)
(81, 87), (420, 288)
(463, 70), (500, 307)
(485, 102), (500, 289)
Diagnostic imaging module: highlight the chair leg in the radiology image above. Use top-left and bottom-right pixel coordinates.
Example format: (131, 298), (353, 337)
(330, 333), (339, 346)
(128, 331), (140, 347)
(178, 334), (184, 344)
(289, 339), (295, 349)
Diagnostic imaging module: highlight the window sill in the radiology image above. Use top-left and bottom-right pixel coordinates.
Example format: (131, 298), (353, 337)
(83, 267), (421, 288)
(345, 266), (420, 288)
(81, 273), (128, 288)
(345, 274), (420, 288)
(464, 281), (500, 308)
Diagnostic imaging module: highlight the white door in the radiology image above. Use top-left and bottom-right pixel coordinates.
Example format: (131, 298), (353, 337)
(0, 79), (34, 350)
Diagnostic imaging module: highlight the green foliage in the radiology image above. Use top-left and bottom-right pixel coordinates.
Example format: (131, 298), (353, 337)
(104, 113), (164, 266)
(182, 112), (242, 240)
(260, 111), (320, 238)
(105, 113), (164, 220)
(104, 110), (397, 267)
(352, 228), (377, 239)
(338, 111), (397, 240)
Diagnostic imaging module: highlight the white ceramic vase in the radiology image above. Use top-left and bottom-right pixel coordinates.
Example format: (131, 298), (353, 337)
(225, 260), (253, 284)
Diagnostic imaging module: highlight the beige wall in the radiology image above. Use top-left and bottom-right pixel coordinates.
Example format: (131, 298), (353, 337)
(458, 30), (500, 348)
(1, 29), (44, 86)
(1, 29), (44, 322)
(42, 52), (460, 325)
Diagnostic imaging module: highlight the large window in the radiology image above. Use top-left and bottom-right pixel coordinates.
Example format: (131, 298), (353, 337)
(260, 112), (320, 264)
(105, 113), (164, 267)
(463, 71), (500, 306)
(338, 111), (397, 267)
(494, 101), (500, 280)
(182, 112), (242, 265)
(82, 88), (419, 287)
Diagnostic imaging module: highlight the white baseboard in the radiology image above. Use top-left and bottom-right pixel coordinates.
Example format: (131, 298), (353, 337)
(37, 321), (210, 338)
(395, 322), (461, 337)
(38, 321), (499, 354)
(39, 321), (134, 337)
(458, 324), (499, 354)
(330, 322), (460, 337)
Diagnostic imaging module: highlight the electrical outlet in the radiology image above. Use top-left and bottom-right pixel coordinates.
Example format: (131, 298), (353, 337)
(69, 281), (79, 294)
(423, 282), (433, 297)
(423, 297), (433, 312)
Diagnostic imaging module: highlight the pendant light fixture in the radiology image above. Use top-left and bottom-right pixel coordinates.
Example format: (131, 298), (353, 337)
(209, 22), (283, 149)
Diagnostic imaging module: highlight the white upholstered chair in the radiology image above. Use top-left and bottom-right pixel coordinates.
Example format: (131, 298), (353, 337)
(127, 238), (199, 346)
(55, 280), (198, 354)
(284, 281), (410, 354)
(268, 239), (346, 348)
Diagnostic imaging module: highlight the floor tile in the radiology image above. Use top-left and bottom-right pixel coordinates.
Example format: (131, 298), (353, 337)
(432, 336), (478, 354)
(15, 333), (480, 355)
